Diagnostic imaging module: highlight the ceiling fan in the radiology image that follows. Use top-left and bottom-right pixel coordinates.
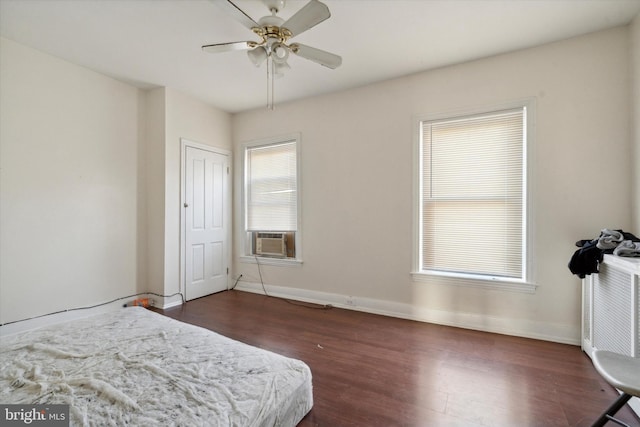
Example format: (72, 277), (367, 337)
(203, 0), (342, 109)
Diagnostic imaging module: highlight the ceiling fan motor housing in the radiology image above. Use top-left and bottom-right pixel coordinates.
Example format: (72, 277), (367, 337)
(254, 15), (293, 57)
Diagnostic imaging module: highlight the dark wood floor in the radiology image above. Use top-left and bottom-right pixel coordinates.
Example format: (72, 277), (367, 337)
(154, 290), (639, 427)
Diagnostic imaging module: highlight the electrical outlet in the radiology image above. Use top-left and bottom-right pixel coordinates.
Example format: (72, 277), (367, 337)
(345, 296), (356, 306)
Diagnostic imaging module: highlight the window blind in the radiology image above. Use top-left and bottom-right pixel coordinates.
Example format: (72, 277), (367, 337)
(246, 141), (297, 232)
(421, 108), (525, 279)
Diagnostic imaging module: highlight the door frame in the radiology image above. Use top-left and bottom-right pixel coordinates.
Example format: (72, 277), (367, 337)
(180, 138), (232, 299)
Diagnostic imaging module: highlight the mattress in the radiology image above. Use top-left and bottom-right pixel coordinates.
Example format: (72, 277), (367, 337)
(0, 307), (313, 426)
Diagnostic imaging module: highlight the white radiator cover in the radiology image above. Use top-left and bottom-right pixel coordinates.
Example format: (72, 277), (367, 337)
(582, 254), (640, 416)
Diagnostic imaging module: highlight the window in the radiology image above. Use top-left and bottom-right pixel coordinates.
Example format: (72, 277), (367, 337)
(414, 101), (534, 289)
(242, 135), (301, 262)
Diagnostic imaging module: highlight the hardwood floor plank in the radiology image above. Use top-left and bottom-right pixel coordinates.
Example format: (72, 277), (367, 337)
(154, 290), (639, 427)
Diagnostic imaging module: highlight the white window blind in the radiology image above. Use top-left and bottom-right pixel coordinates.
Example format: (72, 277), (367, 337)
(421, 107), (525, 279)
(245, 141), (298, 232)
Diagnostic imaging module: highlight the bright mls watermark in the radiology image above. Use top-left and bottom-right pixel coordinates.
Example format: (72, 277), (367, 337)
(1, 405), (69, 426)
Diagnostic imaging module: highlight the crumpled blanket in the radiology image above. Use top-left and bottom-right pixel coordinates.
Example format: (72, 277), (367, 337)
(596, 228), (624, 250)
(613, 240), (640, 257)
(568, 228), (640, 278)
(0, 307), (313, 427)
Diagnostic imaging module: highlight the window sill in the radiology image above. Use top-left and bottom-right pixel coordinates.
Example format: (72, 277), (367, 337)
(240, 255), (303, 267)
(411, 270), (537, 293)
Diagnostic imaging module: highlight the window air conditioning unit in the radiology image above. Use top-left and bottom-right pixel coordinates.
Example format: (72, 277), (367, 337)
(256, 232), (286, 257)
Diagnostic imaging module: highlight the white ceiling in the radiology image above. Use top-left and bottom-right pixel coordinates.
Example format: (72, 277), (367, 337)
(1, 0), (639, 113)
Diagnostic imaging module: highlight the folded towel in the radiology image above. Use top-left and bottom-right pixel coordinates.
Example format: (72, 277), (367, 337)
(613, 240), (640, 257)
(597, 229), (624, 250)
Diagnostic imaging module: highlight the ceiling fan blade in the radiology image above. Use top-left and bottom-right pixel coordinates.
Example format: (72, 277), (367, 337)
(202, 41), (254, 54)
(282, 0), (331, 37)
(210, 0), (259, 30)
(290, 43), (342, 69)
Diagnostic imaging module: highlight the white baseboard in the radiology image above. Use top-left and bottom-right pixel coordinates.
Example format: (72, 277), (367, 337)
(234, 282), (581, 345)
(156, 295), (184, 310)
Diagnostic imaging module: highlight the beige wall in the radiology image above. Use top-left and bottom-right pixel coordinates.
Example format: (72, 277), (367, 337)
(632, 14), (640, 233)
(145, 88), (166, 297)
(0, 38), (145, 323)
(162, 88), (232, 299)
(231, 26), (634, 343)
(142, 84), (233, 304)
(1, 20), (636, 340)
(0, 38), (232, 323)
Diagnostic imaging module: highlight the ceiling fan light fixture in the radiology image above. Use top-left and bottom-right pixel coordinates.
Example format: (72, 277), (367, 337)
(205, 0), (341, 109)
(271, 43), (289, 64)
(247, 46), (268, 67)
(273, 60), (291, 78)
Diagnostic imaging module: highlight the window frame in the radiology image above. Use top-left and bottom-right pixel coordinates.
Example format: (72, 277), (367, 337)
(412, 100), (536, 293)
(240, 133), (303, 266)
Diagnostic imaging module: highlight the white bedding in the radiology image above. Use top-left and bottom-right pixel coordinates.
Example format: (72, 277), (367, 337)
(0, 307), (313, 426)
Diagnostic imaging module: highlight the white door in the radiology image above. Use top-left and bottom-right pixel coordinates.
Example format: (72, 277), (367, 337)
(184, 145), (229, 300)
